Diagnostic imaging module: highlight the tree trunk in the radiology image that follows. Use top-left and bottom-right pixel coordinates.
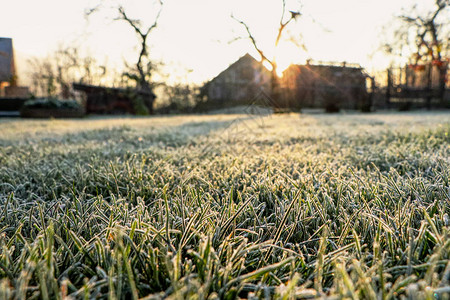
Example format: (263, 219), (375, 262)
(438, 64), (447, 106)
(386, 68), (392, 107)
(426, 64), (432, 110)
(270, 69), (280, 108)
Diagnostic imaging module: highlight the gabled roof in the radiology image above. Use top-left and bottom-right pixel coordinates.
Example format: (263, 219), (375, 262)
(282, 62), (367, 80)
(208, 53), (270, 84)
(0, 38), (15, 83)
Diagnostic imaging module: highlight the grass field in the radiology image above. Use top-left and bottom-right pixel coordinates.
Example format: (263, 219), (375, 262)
(0, 111), (449, 299)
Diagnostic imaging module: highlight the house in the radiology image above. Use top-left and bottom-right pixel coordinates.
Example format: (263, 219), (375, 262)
(202, 53), (371, 111)
(73, 83), (155, 115)
(281, 62), (369, 111)
(0, 37), (29, 99)
(202, 53), (272, 105)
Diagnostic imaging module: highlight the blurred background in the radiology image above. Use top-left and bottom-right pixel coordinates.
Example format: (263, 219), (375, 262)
(0, 0), (448, 116)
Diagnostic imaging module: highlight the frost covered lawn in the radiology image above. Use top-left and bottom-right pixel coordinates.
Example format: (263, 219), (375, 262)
(0, 112), (449, 299)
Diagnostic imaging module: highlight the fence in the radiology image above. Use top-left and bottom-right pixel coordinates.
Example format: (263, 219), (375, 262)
(384, 62), (449, 109)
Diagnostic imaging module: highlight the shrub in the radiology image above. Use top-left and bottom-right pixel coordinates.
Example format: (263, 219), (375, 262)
(23, 98), (82, 110)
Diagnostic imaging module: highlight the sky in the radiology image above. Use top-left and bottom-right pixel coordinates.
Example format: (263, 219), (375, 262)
(0, 0), (422, 85)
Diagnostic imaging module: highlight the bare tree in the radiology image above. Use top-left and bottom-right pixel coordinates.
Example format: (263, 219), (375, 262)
(28, 57), (57, 98)
(232, 0), (302, 104)
(384, 0), (449, 103)
(399, 1), (448, 64)
(28, 45), (108, 98)
(115, 1), (163, 94)
(85, 1), (164, 113)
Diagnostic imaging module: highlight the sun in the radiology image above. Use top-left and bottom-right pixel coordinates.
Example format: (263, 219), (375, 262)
(274, 43), (306, 77)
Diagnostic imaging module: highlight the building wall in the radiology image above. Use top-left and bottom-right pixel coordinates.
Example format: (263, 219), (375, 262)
(282, 64), (368, 110)
(206, 54), (271, 104)
(0, 38), (14, 83)
(4, 86), (29, 98)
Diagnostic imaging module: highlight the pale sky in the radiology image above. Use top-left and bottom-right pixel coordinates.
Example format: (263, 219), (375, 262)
(0, 0), (421, 84)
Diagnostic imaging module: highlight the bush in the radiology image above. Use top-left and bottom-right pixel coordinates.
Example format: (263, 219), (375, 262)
(322, 87), (342, 113)
(23, 98), (82, 110)
(130, 94), (150, 115)
(21, 98), (85, 118)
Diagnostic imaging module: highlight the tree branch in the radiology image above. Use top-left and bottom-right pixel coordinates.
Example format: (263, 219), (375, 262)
(231, 1), (302, 70)
(430, 0), (447, 22)
(145, 0), (164, 36)
(117, 7), (145, 39)
(115, 1), (164, 89)
(231, 14), (273, 66)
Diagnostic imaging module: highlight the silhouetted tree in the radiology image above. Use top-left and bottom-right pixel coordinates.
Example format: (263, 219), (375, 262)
(384, 0), (449, 104)
(115, 2), (163, 94)
(86, 1), (164, 113)
(28, 45), (108, 98)
(232, 0), (302, 105)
